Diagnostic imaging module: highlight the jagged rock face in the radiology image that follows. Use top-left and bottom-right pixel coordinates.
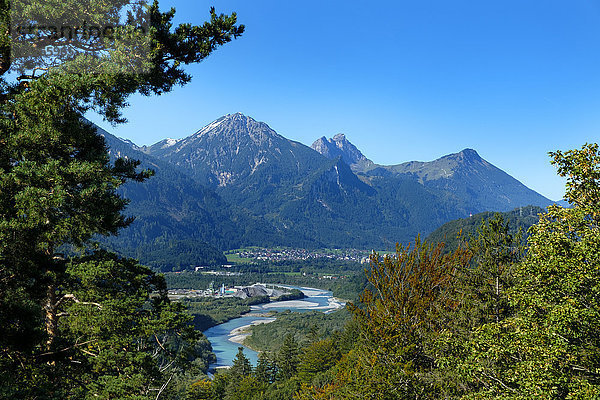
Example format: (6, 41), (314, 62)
(330, 133), (371, 165)
(311, 134), (374, 171)
(147, 113), (326, 188)
(311, 136), (335, 158)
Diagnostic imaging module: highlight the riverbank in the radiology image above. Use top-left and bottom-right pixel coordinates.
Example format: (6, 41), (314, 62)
(228, 318), (277, 345)
(204, 286), (346, 367)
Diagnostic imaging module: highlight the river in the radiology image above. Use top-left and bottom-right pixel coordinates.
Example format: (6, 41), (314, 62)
(203, 285), (344, 368)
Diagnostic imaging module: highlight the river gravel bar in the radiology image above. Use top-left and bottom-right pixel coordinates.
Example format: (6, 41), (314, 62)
(228, 318), (276, 345)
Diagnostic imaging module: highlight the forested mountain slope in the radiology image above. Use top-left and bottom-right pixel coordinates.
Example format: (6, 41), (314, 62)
(96, 114), (555, 269)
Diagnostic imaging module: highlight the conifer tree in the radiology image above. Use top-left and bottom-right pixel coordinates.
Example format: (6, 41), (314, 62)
(468, 214), (523, 323)
(229, 347), (253, 381)
(277, 334), (300, 380)
(0, 1), (244, 398)
(255, 352), (277, 384)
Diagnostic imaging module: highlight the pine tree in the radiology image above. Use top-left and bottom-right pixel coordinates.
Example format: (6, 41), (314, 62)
(0, 1), (244, 398)
(254, 352), (277, 384)
(467, 214), (523, 324)
(229, 347), (253, 381)
(224, 348), (262, 400)
(277, 334), (300, 380)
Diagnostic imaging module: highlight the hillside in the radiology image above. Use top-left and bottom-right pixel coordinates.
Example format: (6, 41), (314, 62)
(425, 205), (546, 252)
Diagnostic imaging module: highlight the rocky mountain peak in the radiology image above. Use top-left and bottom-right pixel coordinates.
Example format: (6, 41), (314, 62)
(332, 133), (347, 142)
(183, 113), (280, 147)
(311, 134), (373, 171)
(97, 113), (554, 254)
(311, 137), (334, 158)
(223, 112), (252, 123)
(456, 148), (482, 162)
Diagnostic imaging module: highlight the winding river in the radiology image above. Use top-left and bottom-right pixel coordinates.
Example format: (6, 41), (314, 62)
(203, 286), (344, 368)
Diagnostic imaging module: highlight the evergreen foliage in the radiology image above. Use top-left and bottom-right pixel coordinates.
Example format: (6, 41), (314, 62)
(426, 205), (544, 253)
(0, 0), (243, 398)
(99, 128), (309, 268)
(243, 309), (350, 353)
(291, 144), (600, 399)
(229, 347), (253, 382)
(297, 338), (341, 384)
(2, 1), (598, 397)
(255, 351), (278, 384)
(103, 116), (554, 252)
(274, 334), (300, 381)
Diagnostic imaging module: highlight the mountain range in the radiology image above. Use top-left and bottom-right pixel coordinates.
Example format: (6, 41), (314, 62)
(95, 113), (554, 270)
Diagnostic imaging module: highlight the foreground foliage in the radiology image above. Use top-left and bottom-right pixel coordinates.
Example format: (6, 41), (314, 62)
(294, 144), (600, 399)
(191, 144), (600, 400)
(457, 144), (600, 398)
(0, 0), (243, 398)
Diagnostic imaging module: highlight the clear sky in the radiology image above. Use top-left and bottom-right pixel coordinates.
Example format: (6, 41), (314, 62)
(88, 0), (600, 201)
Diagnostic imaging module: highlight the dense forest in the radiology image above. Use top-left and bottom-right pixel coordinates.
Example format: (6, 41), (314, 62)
(426, 205), (545, 252)
(243, 309), (351, 353)
(186, 145), (600, 399)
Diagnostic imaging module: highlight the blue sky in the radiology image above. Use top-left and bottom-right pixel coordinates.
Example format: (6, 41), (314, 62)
(88, 0), (600, 201)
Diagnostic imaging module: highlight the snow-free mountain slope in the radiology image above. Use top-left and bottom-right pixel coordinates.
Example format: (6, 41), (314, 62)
(379, 148), (552, 212)
(311, 133), (375, 172)
(313, 135), (552, 214)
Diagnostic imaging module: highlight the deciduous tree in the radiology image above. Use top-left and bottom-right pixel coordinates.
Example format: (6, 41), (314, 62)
(461, 143), (600, 398)
(342, 239), (471, 399)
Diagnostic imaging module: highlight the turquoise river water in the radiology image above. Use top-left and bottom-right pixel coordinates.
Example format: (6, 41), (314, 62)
(203, 286), (342, 368)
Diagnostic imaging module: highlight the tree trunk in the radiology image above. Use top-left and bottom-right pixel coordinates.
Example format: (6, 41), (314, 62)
(44, 283), (58, 351)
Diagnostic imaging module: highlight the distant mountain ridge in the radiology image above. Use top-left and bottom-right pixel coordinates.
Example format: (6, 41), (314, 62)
(142, 112), (324, 189)
(313, 135), (551, 217)
(311, 133), (375, 171)
(95, 123), (320, 270)
(96, 113), (555, 269)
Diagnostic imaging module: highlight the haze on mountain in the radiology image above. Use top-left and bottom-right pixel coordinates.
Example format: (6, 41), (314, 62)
(312, 135), (551, 215)
(99, 113), (554, 270)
